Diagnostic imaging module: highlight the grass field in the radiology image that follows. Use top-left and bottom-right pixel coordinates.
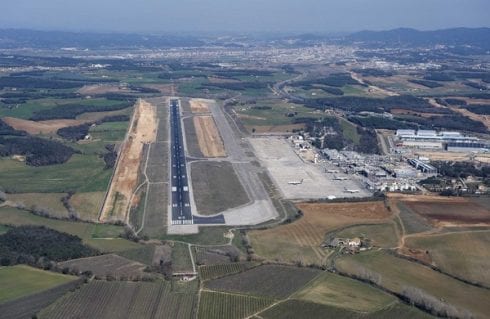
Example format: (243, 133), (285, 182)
(171, 242), (194, 273)
(190, 161), (249, 215)
(161, 226), (231, 245)
(0, 154), (111, 193)
(69, 191), (105, 221)
(39, 280), (197, 319)
(334, 223), (399, 249)
(198, 291), (274, 319)
(258, 300), (434, 319)
(249, 201), (393, 265)
(6, 193), (69, 218)
(405, 230), (490, 286)
(335, 250), (490, 318)
(293, 272), (396, 312)
(0, 206), (141, 252)
(339, 118), (360, 144)
(183, 117), (204, 157)
(0, 265), (76, 304)
(205, 264), (320, 299)
(89, 121), (129, 142)
(117, 244), (156, 265)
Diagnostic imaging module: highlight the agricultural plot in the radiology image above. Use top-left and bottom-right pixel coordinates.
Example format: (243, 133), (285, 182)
(193, 116), (226, 157)
(39, 280), (197, 319)
(6, 193), (69, 219)
(69, 191), (105, 221)
(195, 248), (232, 266)
(0, 278), (83, 319)
(190, 161), (249, 215)
(0, 207), (141, 252)
(293, 272), (395, 312)
(396, 202), (433, 235)
(405, 231), (490, 286)
(401, 198), (490, 226)
(199, 262), (258, 281)
(171, 242), (194, 273)
(249, 201), (393, 266)
(198, 291), (274, 319)
(335, 250), (490, 319)
(334, 223), (399, 249)
(58, 254), (148, 280)
(0, 265), (76, 304)
(204, 264), (320, 299)
(117, 244), (157, 265)
(258, 300), (434, 319)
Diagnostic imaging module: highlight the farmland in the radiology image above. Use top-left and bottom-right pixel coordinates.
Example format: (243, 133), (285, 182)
(258, 300), (434, 319)
(204, 264), (320, 299)
(171, 241), (195, 273)
(193, 116), (226, 157)
(0, 206), (141, 252)
(404, 230), (490, 286)
(335, 250), (490, 318)
(199, 262), (258, 281)
(190, 161), (249, 215)
(0, 265), (76, 303)
(334, 223), (399, 249)
(249, 201), (393, 265)
(293, 272), (396, 312)
(5, 193), (69, 219)
(198, 291), (274, 319)
(58, 254), (148, 280)
(39, 280), (197, 319)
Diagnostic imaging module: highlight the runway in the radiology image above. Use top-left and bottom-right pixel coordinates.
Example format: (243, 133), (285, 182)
(170, 99), (193, 225)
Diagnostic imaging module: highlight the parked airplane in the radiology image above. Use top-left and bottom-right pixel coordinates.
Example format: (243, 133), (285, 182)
(344, 187), (360, 193)
(288, 179), (304, 185)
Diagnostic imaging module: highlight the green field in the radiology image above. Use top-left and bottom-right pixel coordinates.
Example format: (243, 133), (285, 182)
(293, 272), (396, 312)
(258, 299), (434, 319)
(336, 250), (490, 318)
(0, 206), (141, 252)
(0, 154), (111, 193)
(339, 118), (360, 144)
(405, 231), (490, 286)
(89, 121), (129, 142)
(6, 193), (69, 218)
(161, 226), (231, 245)
(190, 161), (249, 215)
(0, 97), (127, 119)
(198, 291), (274, 319)
(334, 223), (399, 249)
(171, 242), (194, 273)
(117, 244), (156, 265)
(0, 265), (76, 303)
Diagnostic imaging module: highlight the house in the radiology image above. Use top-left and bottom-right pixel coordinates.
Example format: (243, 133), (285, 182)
(348, 237), (361, 247)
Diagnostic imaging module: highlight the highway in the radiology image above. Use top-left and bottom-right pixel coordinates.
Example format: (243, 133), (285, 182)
(170, 99), (193, 225)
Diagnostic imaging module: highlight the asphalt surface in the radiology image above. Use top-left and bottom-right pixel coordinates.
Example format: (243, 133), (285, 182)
(170, 99), (193, 225)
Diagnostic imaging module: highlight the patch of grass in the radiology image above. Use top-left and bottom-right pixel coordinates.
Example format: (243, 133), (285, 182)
(0, 206), (140, 252)
(183, 117), (204, 157)
(89, 121), (129, 142)
(0, 265), (76, 303)
(334, 223), (399, 249)
(405, 231), (490, 286)
(161, 226), (231, 245)
(6, 193), (69, 219)
(339, 118), (360, 144)
(69, 191), (105, 221)
(117, 245), (156, 265)
(336, 250), (490, 318)
(0, 154), (112, 193)
(259, 299), (433, 319)
(293, 272), (396, 312)
(171, 242), (194, 273)
(190, 161), (249, 215)
(0, 224), (9, 234)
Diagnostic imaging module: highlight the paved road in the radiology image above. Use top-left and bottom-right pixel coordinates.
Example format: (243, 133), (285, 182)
(170, 99), (193, 225)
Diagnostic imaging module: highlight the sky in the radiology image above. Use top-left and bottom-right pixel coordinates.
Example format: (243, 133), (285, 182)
(1, 0), (489, 34)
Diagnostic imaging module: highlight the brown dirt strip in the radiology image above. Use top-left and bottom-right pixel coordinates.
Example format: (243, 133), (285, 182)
(193, 115), (226, 157)
(448, 106), (490, 130)
(100, 99), (157, 222)
(2, 117), (85, 135)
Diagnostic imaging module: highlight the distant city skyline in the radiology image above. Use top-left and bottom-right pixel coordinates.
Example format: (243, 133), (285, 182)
(2, 0), (489, 34)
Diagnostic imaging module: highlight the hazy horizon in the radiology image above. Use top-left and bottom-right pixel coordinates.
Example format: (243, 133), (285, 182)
(2, 0), (490, 34)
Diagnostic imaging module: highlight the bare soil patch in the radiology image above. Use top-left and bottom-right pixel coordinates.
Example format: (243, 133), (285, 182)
(402, 197), (490, 226)
(449, 106), (490, 130)
(193, 116), (226, 157)
(189, 98), (211, 113)
(2, 117), (83, 135)
(100, 99), (157, 222)
(77, 84), (130, 95)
